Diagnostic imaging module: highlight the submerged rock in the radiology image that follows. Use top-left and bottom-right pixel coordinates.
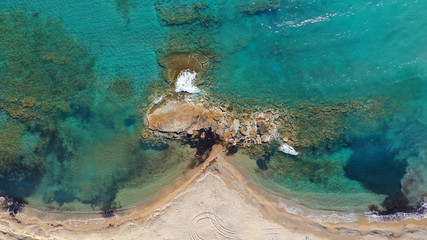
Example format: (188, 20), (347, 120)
(0, 194), (26, 214)
(155, 2), (220, 27)
(162, 53), (203, 82)
(241, 0), (282, 15)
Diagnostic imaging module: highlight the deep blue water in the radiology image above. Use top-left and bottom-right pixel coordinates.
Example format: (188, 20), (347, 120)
(0, 0), (426, 213)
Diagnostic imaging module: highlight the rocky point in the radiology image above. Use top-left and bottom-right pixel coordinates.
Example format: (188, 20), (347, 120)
(145, 94), (281, 151)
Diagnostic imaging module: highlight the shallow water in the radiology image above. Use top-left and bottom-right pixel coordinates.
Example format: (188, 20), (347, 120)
(0, 0), (426, 215)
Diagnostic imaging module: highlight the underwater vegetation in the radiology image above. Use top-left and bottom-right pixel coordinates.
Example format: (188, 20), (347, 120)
(238, 0), (283, 15)
(154, 0), (223, 66)
(155, 1), (220, 27)
(0, 9), (96, 197)
(251, 94), (426, 213)
(0, 10), (192, 212)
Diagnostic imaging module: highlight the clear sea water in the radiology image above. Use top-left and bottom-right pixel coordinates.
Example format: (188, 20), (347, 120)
(0, 0), (426, 214)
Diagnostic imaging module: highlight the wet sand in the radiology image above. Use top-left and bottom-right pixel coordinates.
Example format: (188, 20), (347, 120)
(1, 145), (427, 240)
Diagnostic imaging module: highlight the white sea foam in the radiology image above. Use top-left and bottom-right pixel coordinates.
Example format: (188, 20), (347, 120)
(366, 201), (427, 222)
(279, 142), (299, 155)
(276, 13), (338, 28)
(279, 202), (359, 223)
(154, 95), (164, 104)
(175, 70), (200, 94)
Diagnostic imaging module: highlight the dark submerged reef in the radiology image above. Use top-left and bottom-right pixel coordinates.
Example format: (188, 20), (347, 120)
(155, 1), (220, 27)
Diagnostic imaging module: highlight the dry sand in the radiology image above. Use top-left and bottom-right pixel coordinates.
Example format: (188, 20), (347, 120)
(1, 145), (427, 240)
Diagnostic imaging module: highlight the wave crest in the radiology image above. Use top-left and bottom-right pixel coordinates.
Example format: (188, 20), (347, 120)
(175, 70), (200, 94)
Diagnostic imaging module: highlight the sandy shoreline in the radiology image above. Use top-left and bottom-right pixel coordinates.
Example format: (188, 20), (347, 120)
(1, 145), (427, 240)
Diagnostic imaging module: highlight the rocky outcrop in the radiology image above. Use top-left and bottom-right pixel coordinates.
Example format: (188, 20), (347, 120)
(146, 95), (280, 150)
(147, 101), (222, 135)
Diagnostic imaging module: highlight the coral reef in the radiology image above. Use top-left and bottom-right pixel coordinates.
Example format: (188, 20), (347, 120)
(0, 10), (98, 198)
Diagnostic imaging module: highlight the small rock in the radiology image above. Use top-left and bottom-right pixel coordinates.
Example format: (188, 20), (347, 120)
(224, 130), (232, 141)
(240, 126), (248, 136)
(249, 128), (257, 138)
(261, 135), (270, 143)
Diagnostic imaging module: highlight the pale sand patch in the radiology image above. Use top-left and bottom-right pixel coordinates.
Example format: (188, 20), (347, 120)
(0, 145), (427, 240)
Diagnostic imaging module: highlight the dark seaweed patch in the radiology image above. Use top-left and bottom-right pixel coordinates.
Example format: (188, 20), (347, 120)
(101, 200), (121, 218)
(102, 208), (116, 218)
(256, 159), (269, 170)
(369, 191), (420, 215)
(226, 145), (239, 155)
(52, 190), (75, 206)
(254, 143), (280, 171)
(0, 193), (27, 214)
(70, 103), (93, 123)
(186, 128), (220, 168)
(124, 116), (136, 126)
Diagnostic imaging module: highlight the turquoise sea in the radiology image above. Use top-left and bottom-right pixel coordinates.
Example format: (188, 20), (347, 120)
(0, 0), (426, 216)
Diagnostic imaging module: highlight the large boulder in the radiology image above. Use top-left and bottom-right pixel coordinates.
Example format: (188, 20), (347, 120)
(147, 101), (222, 135)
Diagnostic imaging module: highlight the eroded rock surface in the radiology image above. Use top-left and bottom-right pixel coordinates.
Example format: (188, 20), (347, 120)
(147, 101), (222, 135)
(160, 53), (208, 82)
(146, 95), (280, 150)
